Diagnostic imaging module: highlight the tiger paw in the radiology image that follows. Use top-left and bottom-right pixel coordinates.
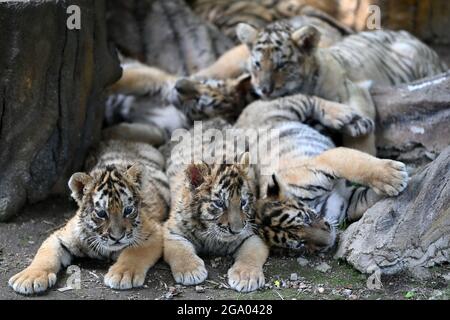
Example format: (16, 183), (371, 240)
(9, 267), (57, 295)
(228, 263), (265, 292)
(171, 255), (208, 286)
(342, 115), (375, 137)
(370, 160), (409, 196)
(104, 263), (147, 290)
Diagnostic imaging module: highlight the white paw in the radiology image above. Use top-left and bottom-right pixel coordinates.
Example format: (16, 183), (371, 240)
(227, 264), (265, 293)
(104, 264), (146, 290)
(9, 268), (57, 295)
(172, 256), (208, 286)
(371, 160), (409, 196)
(342, 115), (374, 137)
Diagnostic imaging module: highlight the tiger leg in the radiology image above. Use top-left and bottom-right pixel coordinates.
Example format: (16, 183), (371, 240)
(332, 181), (382, 223)
(8, 220), (75, 295)
(163, 229), (208, 286)
(312, 147), (408, 197)
(193, 44), (250, 79)
(109, 64), (177, 96)
(228, 235), (269, 292)
(341, 80), (377, 155)
(104, 223), (163, 290)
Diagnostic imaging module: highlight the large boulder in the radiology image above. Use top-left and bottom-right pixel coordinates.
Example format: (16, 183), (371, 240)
(0, 0), (121, 221)
(335, 146), (450, 275)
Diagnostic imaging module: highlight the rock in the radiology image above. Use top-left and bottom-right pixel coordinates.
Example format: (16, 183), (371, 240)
(409, 266), (432, 280)
(195, 285), (205, 293)
(318, 287), (325, 294)
(0, 0), (121, 221)
(342, 289), (352, 296)
(290, 273), (298, 281)
(315, 262), (332, 273)
(372, 72), (450, 168)
(297, 257), (310, 267)
(335, 146), (450, 275)
(338, 0), (450, 44)
(442, 273), (450, 282)
(106, 0), (233, 76)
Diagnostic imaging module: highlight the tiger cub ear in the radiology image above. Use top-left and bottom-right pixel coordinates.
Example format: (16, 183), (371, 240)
(236, 23), (259, 47)
(232, 73), (252, 97)
(185, 162), (210, 189)
(266, 173), (289, 199)
(126, 162), (144, 185)
(291, 26), (320, 55)
(68, 172), (93, 204)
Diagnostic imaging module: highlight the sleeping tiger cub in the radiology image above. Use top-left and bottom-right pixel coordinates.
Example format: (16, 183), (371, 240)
(236, 22), (447, 155)
(233, 96), (409, 252)
(9, 138), (170, 294)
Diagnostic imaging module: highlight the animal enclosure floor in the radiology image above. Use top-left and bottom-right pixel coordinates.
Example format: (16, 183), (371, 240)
(0, 197), (448, 300)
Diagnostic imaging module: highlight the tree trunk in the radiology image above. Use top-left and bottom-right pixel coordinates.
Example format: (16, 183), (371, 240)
(0, 0), (121, 221)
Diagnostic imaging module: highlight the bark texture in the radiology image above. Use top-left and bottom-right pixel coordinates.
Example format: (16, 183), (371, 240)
(0, 0), (121, 221)
(335, 146), (450, 275)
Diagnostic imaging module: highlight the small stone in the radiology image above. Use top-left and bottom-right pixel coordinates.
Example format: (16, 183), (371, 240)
(297, 257), (309, 267)
(290, 273), (298, 281)
(318, 287), (325, 294)
(343, 289), (352, 296)
(195, 285), (205, 293)
(315, 262), (332, 273)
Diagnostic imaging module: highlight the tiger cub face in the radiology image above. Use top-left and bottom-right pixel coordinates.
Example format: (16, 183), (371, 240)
(169, 74), (252, 121)
(182, 153), (255, 239)
(236, 22), (320, 98)
(256, 174), (335, 252)
(68, 164), (144, 253)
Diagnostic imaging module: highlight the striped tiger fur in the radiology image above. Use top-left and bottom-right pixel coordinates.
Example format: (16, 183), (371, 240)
(233, 96), (409, 252)
(163, 118), (269, 293)
(9, 138), (170, 294)
(237, 23), (448, 155)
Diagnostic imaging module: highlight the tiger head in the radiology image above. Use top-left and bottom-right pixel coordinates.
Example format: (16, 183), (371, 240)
(182, 153), (256, 238)
(68, 163), (145, 253)
(236, 22), (320, 98)
(256, 174), (335, 253)
(169, 74), (252, 121)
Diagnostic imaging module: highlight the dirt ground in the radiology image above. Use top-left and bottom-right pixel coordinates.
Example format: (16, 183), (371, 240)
(0, 197), (449, 300)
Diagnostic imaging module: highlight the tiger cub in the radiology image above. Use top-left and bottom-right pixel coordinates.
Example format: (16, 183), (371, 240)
(109, 60), (255, 123)
(236, 22), (447, 155)
(163, 118), (268, 293)
(233, 96), (409, 252)
(9, 139), (170, 295)
(194, 12), (353, 80)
